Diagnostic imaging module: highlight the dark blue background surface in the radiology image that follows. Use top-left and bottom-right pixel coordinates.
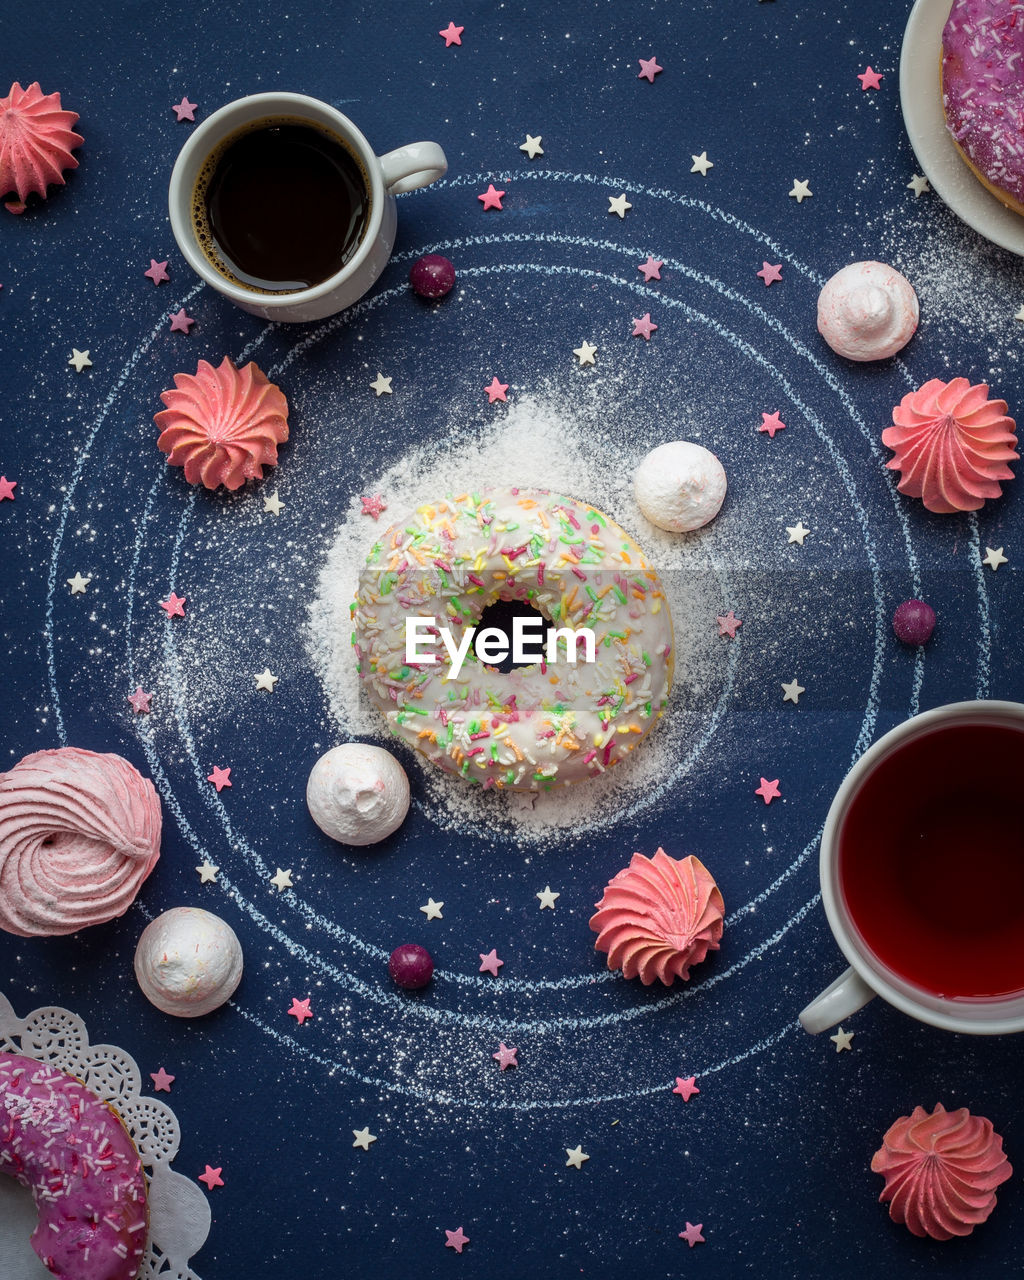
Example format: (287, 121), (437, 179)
(3, 1), (1024, 1276)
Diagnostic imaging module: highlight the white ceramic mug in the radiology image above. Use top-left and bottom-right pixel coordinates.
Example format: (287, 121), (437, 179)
(168, 92), (447, 323)
(800, 700), (1024, 1036)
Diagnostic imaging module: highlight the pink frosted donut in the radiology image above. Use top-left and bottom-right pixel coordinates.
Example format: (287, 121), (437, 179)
(0, 1052), (148, 1280)
(0, 748), (161, 937)
(942, 0), (1024, 215)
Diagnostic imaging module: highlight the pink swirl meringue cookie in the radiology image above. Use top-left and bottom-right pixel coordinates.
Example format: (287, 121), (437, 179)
(882, 377), (1019, 513)
(589, 847), (724, 985)
(0, 748), (161, 937)
(817, 261), (919, 361)
(0, 81), (83, 214)
(871, 1103), (1012, 1240)
(154, 356), (289, 491)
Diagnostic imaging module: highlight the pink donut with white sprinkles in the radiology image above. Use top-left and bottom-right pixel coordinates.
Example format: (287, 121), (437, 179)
(942, 0), (1024, 214)
(0, 1052), (148, 1280)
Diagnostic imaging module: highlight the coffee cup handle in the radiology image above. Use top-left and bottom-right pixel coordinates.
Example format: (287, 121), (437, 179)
(798, 966), (875, 1034)
(379, 142), (448, 196)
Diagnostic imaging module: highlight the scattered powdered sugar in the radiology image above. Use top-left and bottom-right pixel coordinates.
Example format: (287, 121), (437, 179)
(307, 382), (737, 846)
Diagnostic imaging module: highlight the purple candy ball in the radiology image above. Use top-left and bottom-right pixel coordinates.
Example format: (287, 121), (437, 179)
(892, 599), (936, 646)
(409, 254), (456, 299)
(388, 943), (434, 989)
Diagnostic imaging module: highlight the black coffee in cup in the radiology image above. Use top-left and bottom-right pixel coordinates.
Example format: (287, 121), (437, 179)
(191, 117), (370, 293)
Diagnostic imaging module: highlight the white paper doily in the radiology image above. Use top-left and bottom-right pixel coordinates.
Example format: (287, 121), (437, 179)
(0, 990), (209, 1280)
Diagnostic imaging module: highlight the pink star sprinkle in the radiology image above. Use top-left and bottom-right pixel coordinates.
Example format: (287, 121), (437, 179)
(758, 411), (786, 438)
(679, 1222), (705, 1248)
(858, 66), (883, 90)
(672, 1076), (699, 1101)
(439, 22), (464, 46)
(288, 997), (313, 1025)
(207, 765), (232, 792)
(198, 1166), (224, 1190)
(632, 313), (658, 340)
(150, 1067), (175, 1093)
(757, 261), (783, 286)
(485, 377), (509, 403)
(716, 611), (742, 639)
(638, 256), (663, 282)
(478, 184), (505, 210)
(171, 97), (197, 122)
(169, 308), (195, 333)
(493, 1042), (519, 1070)
(445, 1227), (470, 1254)
(144, 259), (170, 285)
(479, 949), (504, 976)
(637, 56), (663, 82)
(0, 476), (17, 501)
(360, 494), (387, 519)
(755, 777), (781, 805)
(127, 687), (153, 715)
(159, 592), (186, 618)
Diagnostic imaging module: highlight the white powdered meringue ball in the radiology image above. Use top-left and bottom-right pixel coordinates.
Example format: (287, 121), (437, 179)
(634, 441), (727, 532)
(817, 261), (919, 361)
(134, 907), (243, 1017)
(306, 743), (410, 847)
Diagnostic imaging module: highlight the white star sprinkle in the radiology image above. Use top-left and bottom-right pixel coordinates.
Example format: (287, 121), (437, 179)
(370, 373), (393, 396)
(68, 348), (92, 373)
(781, 679), (805, 704)
(420, 897), (444, 921)
(830, 1026), (854, 1053)
(983, 545), (1008, 570)
(788, 179), (812, 203)
(196, 861), (219, 884)
(352, 1127), (377, 1151)
(572, 340), (597, 366)
(536, 886), (560, 910)
(690, 151), (713, 176)
(519, 133), (544, 158)
(263, 492), (285, 516)
(254, 668), (279, 692)
(607, 193), (632, 218)
(66, 572), (92, 594)
(1015, 306), (1024, 323)
(907, 173), (931, 197)
(270, 867), (294, 893)
(786, 521), (810, 546)
(565, 1145), (590, 1169)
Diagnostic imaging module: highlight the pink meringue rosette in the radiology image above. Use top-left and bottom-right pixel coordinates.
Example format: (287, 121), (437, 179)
(0, 81), (83, 214)
(589, 847), (724, 986)
(0, 747), (161, 937)
(871, 1103), (1012, 1240)
(155, 356), (290, 491)
(882, 377), (1018, 514)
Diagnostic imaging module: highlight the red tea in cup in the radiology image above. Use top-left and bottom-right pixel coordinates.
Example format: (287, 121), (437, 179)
(838, 722), (1024, 1001)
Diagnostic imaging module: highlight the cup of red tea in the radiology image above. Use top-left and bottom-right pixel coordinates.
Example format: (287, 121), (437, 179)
(800, 700), (1024, 1036)
(168, 92), (447, 323)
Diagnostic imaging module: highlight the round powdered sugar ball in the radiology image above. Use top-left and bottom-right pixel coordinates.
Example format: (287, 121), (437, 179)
(134, 907), (243, 1017)
(634, 441), (727, 532)
(306, 742), (410, 847)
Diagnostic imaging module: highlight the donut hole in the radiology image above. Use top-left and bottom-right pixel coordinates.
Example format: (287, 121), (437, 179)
(472, 598), (549, 674)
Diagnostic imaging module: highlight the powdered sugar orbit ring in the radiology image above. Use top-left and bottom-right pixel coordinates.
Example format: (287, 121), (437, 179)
(38, 170), (994, 1114)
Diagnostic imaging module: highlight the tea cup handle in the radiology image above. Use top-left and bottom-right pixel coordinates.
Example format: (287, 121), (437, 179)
(379, 142), (448, 196)
(798, 966), (875, 1034)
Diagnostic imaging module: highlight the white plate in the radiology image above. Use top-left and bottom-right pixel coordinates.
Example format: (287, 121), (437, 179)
(900, 0), (1024, 256)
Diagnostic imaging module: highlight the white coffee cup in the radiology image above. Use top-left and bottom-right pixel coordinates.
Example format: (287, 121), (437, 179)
(799, 699), (1024, 1036)
(168, 92), (447, 323)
